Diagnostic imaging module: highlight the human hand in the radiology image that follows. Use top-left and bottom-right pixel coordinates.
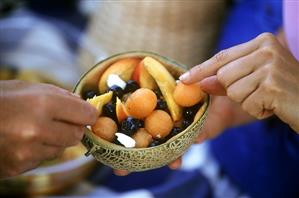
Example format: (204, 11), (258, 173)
(0, 80), (98, 178)
(168, 95), (255, 169)
(180, 33), (299, 133)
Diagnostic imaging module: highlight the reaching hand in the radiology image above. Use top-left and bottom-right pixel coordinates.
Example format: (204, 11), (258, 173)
(0, 80), (98, 178)
(180, 33), (299, 133)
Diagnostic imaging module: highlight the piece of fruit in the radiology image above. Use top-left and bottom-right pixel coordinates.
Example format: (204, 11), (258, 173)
(124, 80), (139, 93)
(142, 57), (182, 121)
(120, 117), (140, 136)
(132, 60), (158, 90)
(173, 81), (205, 107)
(87, 91), (113, 115)
(145, 110), (173, 139)
(92, 117), (117, 142)
(182, 119), (192, 130)
(115, 133), (136, 148)
(82, 89), (98, 100)
(109, 85), (124, 102)
(132, 128), (153, 148)
(183, 103), (201, 120)
(102, 102), (116, 120)
(167, 127), (182, 139)
(107, 74), (126, 90)
(116, 97), (129, 122)
(125, 88), (157, 119)
(149, 140), (161, 147)
(99, 58), (141, 93)
(156, 99), (167, 111)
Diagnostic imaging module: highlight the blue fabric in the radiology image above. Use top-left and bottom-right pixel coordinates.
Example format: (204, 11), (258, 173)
(211, 0), (299, 197)
(94, 166), (212, 198)
(89, 167), (213, 198)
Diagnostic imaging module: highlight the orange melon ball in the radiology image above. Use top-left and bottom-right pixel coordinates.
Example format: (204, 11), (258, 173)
(173, 81), (205, 107)
(125, 88), (157, 119)
(91, 117), (117, 142)
(132, 128), (153, 148)
(145, 110), (173, 139)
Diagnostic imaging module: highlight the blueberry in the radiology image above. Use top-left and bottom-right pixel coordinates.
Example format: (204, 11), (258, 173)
(183, 103), (201, 120)
(182, 119), (193, 130)
(149, 140), (160, 147)
(124, 80), (139, 93)
(156, 99), (167, 110)
(120, 117), (140, 136)
(109, 85), (124, 101)
(82, 89), (97, 100)
(169, 127), (182, 137)
(102, 102), (116, 120)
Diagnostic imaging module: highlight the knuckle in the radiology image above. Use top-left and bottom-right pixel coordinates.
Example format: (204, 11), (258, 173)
(258, 32), (276, 43)
(261, 76), (281, 95)
(259, 46), (275, 60)
(19, 125), (40, 142)
(241, 101), (257, 118)
(213, 50), (228, 63)
(226, 87), (240, 102)
(216, 68), (227, 86)
(261, 64), (273, 74)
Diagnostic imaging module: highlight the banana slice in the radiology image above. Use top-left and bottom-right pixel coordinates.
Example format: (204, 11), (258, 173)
(87, 91), (113, 115)
(143, 57), (182, 121)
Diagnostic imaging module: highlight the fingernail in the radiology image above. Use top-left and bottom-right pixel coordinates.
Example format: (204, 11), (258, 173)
(179, 72), (189, 81)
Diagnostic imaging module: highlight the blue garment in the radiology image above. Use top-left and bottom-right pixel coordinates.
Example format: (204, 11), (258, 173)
(211, 0), (299, 197)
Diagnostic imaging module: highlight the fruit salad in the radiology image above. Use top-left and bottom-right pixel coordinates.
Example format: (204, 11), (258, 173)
(82, 56), (206, 148)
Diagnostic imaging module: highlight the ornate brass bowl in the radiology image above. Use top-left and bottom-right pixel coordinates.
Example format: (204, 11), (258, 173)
(74, 51), (209, 172)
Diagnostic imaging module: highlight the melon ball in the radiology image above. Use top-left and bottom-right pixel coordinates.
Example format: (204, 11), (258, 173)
(145, 110), (173, 139)
(173, 81), (205, 107)
(125, 88), (157, 119)
(91, 117), (117, 142)
(132, 128), (153, 148)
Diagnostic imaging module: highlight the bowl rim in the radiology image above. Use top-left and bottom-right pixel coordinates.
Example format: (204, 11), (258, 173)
(73, 50), (187, 91)
(74, 51), (209, 152)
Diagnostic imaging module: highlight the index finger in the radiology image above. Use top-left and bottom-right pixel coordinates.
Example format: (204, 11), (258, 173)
(49, 94), (98, 125)
(179, 36), (261, 84)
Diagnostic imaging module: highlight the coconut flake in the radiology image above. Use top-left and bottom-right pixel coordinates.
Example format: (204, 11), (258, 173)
(115, 133), (136, 148)
(107, 74), (126, 89)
